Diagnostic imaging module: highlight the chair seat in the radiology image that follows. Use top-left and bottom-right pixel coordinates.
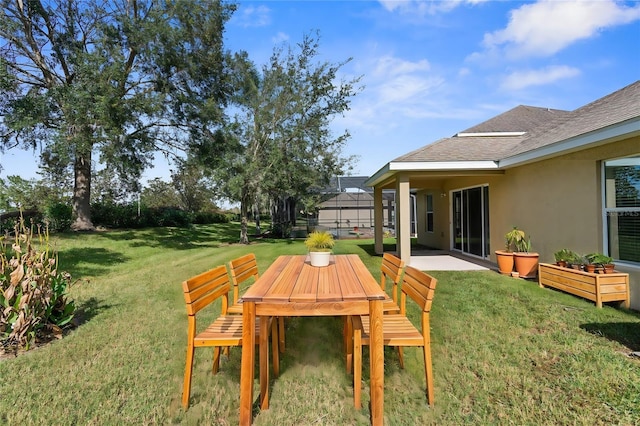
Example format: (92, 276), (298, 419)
(382, 298), (400, 314)
(227, 302), (243, 315)
(356, 314), (423, 346)
(194, 315), (269, 347)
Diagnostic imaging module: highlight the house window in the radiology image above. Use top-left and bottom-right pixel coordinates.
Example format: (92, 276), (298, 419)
(604, 155), (640, 264)
(426, 194), (434, 233)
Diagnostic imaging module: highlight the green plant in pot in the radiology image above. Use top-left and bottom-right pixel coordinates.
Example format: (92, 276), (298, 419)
(305, 230), (335, 267)
(512, 230), (539, 278)
(568, 252), (585, 270)
(495, 227), (524, 275)
(585, 253), (615, 273)
(553, 248), (573, 267)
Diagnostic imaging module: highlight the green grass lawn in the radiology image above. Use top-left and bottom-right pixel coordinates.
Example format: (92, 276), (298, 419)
(1, 223), (639, 425)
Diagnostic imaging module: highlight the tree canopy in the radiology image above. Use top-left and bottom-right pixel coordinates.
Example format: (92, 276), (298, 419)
(0, 0), (235, 230)
(210, 32), (361, 242)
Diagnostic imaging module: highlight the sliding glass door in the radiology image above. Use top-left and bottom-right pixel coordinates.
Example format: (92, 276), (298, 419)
(453, 186), (490, 258)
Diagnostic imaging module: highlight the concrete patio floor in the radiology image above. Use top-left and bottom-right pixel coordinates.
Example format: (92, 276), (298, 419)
(398, 250), (494, 272)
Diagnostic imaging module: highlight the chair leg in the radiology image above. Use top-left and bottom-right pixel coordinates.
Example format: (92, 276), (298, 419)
(397, 346), (404, 369)
(423, 345), (434, 407)
(212, 346), (222, 374)
(278, 317), (285, 353)
(271, 317), (280, 377)
(182, 344), (195, 409)
(345, 315), (353, 373)
(353, 325), (362, 409)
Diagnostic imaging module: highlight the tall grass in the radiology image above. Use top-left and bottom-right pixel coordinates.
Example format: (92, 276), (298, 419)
(1, 223), (638, 425)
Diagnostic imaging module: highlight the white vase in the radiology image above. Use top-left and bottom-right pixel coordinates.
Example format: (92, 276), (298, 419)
(309, 251), (331, 267)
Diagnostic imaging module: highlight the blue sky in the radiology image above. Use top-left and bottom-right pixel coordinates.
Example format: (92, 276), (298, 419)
(1, 0), (639, 186)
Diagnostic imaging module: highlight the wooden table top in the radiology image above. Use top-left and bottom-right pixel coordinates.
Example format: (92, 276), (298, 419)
(241, 255), (386, 304)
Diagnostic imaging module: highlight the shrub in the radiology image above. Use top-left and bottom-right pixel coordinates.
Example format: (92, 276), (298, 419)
(44, 202), (73, 232)
(0, 217), (75, 350)
(193, 211), (230, 224)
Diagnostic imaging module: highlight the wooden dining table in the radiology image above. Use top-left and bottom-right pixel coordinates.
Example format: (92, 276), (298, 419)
(238, 254), (386, 425)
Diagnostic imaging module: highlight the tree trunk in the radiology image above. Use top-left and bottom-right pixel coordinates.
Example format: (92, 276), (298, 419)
(70, 151), (95, 231)
(239, 192), (249, 244)
(254, 204), (261, 236)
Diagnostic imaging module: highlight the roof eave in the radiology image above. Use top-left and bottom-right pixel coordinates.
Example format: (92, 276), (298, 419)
(499, 117), (640, 168)
(365, 161), (500, 187)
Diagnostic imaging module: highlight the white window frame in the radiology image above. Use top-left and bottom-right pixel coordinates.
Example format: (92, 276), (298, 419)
(602, 156), (640, 265)
(426, 194), (434, 233)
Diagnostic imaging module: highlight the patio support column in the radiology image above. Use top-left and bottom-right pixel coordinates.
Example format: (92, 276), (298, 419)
(374, 186), (383, 254)
(396, 174), (411, 265)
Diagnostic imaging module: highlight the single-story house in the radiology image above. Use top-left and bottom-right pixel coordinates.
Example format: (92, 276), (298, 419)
(365, 80), (640, 310)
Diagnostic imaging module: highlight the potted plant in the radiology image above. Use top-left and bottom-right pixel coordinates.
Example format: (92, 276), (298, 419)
(553, 248), (573, 268)
(304, 230), (335, 267)
(495, 227), (524, 275)
(586, 253), (615, 274)
(568, 252), (585, 270)
(513, 231), (539, 278)
(583, 254), (597, 273)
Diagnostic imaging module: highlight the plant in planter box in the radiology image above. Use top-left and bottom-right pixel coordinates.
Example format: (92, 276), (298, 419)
(553, 248), (573, 267)
(568, 252), (586, 270)
(495, 227), (524, 275)
(304, 230), (335, 267)
(585, 253), (615, 273)
(512, 230), (539, 278)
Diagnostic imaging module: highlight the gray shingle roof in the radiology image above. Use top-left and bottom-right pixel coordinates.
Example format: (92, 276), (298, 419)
(460, 105), (570, 134)
(393, 80), (640, 164)
(510, 80), (640, 156)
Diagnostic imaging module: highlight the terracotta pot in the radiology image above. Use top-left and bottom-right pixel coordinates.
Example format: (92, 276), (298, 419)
(584, 264), (596, 273)
(514, 252), (539, 278)
(495, 250), (514, 275)
(602, 263), (615, 274)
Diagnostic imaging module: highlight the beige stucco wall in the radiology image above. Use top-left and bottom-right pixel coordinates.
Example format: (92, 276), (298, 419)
(415, 189), (450, 249)
(416, 136), (639, 310)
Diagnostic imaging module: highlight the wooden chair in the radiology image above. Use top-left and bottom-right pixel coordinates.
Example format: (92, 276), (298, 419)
(228, 253), (286, 353)
(181, 264), (279, 410)
(348, 265), (437, 409)
(345, 253), (405, 370)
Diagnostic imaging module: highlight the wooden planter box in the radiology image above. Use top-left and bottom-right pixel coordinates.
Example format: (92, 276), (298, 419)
(538, 263), (630, 308)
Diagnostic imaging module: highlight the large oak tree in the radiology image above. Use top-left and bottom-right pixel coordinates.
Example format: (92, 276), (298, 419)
(0, 0), (235, 230)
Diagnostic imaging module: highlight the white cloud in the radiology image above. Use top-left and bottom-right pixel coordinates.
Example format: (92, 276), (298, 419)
(337, 54), (447, 133)
(377, 0), (490, 15)
(500, 65), (581, 90)
(271, 32), (289, 44)
(484, 0), (640, 59)
(372, 55), (430, 78)
(233, 5), (271, 28)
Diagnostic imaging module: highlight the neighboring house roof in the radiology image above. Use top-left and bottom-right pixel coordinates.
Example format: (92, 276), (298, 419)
(367, 80), (640, 187)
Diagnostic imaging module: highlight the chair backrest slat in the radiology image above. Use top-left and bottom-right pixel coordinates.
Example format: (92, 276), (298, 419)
(401, 265), (437, 313)
(229, 253), (260, 303)
(182, 265), (231, 315)
(380, 253), (404, 303)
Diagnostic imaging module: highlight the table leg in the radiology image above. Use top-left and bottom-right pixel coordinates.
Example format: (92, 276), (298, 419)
(259, 316), (270, 410)
(369, 299), (384, 426)
(369, 300), (384, 426)
(239, 301), (256, 425)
